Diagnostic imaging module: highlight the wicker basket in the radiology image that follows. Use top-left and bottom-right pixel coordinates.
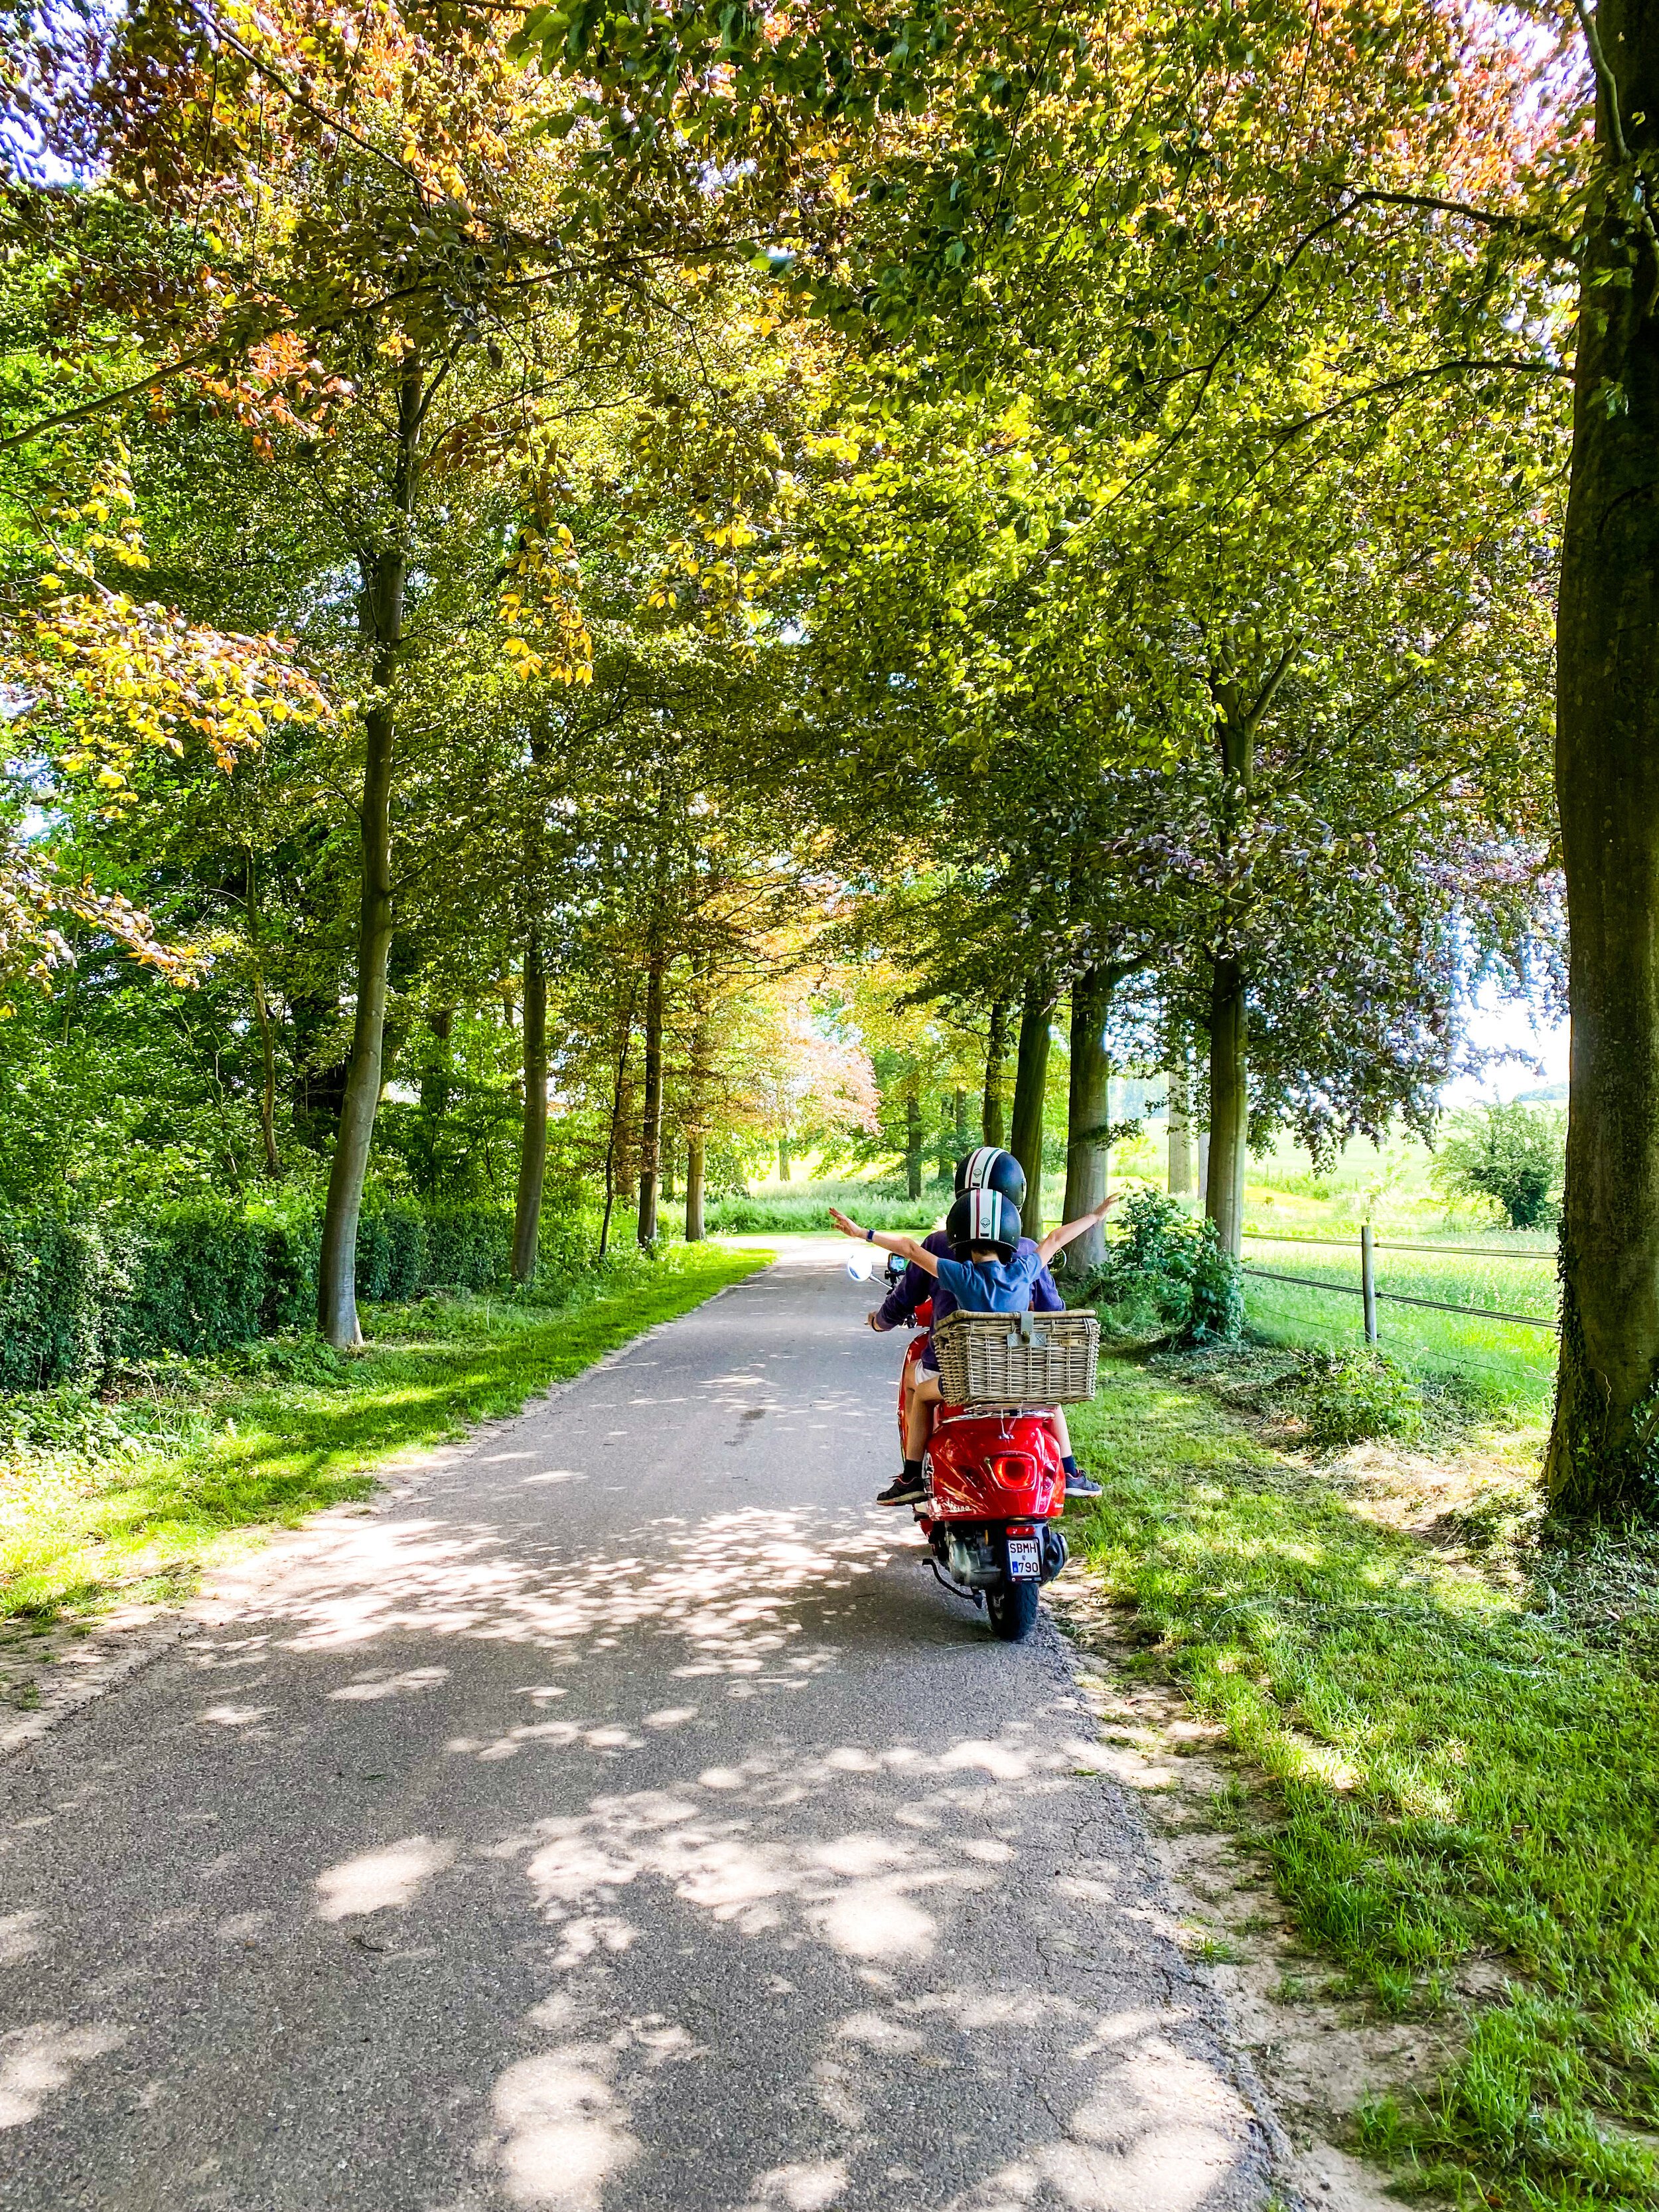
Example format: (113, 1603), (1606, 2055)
(932, 1308), (1100, 1407)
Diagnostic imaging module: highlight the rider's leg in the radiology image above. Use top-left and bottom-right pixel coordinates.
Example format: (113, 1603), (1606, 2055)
(1046, 1403), (1102, 1497)
(906, 1370), (942, 1461)
(878, 1368), (942, 1504)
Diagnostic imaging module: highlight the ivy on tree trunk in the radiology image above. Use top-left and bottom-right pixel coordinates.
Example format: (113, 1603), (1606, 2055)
(1549, 0), (1659, 1515)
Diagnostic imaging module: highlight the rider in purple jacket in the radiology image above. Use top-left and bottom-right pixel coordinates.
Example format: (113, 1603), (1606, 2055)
(871, 1230), (1064, 1335)
(862, 1159), (1101, 1501)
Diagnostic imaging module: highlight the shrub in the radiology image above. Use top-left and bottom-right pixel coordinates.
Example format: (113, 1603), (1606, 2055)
(703, 1179), (940, 1235)
(0, 1192), (526, 1386)
(1188, 1228), (1245, 1343)
(126, 1201), (271, 1357)
(0, 1215), (135, 1389)
(1293, 1350), (1425, 1451)
(1430, 1101), (1564, 1230)
(425, 1201), (514, 1290)
(1086, 1189), (1244, 1345)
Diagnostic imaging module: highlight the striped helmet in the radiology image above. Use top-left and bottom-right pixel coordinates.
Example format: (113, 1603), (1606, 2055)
(947, 1187), (1022, 1258)
(954, 1145), (1027, 1209)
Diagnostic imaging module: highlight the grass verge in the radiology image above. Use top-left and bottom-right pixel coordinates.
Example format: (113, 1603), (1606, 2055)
(0, 1241), (767, 1625)
(1069, 1354), (1659, 2210)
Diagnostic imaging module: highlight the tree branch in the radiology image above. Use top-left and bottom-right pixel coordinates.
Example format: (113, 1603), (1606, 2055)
(1348, 188), (1578, 263)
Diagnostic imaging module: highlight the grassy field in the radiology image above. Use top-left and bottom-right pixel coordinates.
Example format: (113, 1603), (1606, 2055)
(0, 1241), (767, 1626)
(1070, 1353), (1659, 2211)
(1105, 1120), (1563, 1420)
(703, 1173), (945, 1235)
(1238, 1234), (1558, 1422)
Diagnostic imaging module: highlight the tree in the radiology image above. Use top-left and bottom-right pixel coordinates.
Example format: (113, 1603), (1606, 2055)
(1431, 1102), (1565, 1232)
(1547, 0), (1659, 1511)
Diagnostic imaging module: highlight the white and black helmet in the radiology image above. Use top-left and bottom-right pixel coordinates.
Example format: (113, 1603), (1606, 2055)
(954, 1145), (1027, 1209)
(947, 1187), (1021, 1258)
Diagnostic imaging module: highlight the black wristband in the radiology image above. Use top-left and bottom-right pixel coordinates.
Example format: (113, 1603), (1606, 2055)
(866, 1228), (874, 1242)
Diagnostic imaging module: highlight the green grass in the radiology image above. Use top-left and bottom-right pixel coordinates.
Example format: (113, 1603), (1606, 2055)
(705, 1175), (946, 1234)
(1069, 1355), (1659, 2209)
(0, 1242), (767, 1622)
(1238, 1237), (1559, 1422)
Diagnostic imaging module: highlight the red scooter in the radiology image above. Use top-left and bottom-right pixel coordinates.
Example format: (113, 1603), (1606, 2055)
(894, 1284), (1069, 1643)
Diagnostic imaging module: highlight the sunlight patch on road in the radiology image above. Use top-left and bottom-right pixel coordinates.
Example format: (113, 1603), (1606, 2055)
(327, 1665), (450, 1701)
(0, 2022), (126, 2129)
(739, 2158), (849, 2210)
(313, 1834), (456, 1919)
(489, 2045), (640, 2211)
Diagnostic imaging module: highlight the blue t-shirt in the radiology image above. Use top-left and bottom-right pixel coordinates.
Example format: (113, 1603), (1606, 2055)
(875, 1232), (1062, 1330)
(933, 1243), (1046, 1314)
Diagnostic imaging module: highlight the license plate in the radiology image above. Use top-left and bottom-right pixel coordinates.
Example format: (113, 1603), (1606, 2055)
(1006, 1536), (1041, 1580)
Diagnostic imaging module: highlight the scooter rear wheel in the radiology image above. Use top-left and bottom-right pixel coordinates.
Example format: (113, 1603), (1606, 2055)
(986, 1579), (1040, 1642)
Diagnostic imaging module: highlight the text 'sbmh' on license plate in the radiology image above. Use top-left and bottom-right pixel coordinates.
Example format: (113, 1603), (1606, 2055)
(1006, 1536), (1041, 1581)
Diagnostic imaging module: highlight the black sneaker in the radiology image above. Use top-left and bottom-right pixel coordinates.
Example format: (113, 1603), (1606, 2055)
(877, 1470), (928, 1507)
(1064, 1467), (1103, 1499)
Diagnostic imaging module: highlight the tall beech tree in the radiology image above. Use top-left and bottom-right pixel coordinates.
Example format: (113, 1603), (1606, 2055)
(1547, 0), (1659, 1512)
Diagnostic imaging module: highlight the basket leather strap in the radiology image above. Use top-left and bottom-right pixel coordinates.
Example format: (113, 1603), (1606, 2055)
(1005, 1311), (1049, 1349)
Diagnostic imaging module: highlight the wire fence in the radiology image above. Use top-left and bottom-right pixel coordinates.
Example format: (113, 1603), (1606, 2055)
(1239, 1229), (1559, 1337)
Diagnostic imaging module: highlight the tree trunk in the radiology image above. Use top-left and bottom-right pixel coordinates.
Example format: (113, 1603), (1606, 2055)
(1167, 1056), (1196, 1199)
(599, 986), (638, 1260)
(904, 1086), (922, 1201)
(778, 1132), (792, 1183)
(662, 1131), (676, 1205)
(1061, 967), (1114, 1274)
(1548, 2), (1659, 1514)
(637, 940), (666, 1244)
(684, 950), (713, 1244)
(317, 691), (395, 1347)
(1201, 642), (1287, 1266)
(244, 850), (281, 1179)
(317, 350), (420, 1350)
(1206, 957), (1248, 1257)
(1009, 976), (1052, 1235)
(685, 1134), (706, 1242)
(981, 998), (1009, 1145)
(613, 1078), (638, 1230)
(252, 967), (281, 1179)
(954, 1087), (968, 1154)
(511, 922), (548, 1285)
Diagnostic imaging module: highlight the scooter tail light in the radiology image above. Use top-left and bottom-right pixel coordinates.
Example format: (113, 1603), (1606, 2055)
(1005, 1522), (1035, 1538)
(989, 1455), (1036, 1487)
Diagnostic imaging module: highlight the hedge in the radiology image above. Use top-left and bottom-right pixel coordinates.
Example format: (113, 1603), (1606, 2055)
(0, 1193), (529, 1388)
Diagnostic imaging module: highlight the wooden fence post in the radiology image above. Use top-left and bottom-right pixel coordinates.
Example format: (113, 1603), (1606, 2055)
(1361, 1224), (1378, 1347)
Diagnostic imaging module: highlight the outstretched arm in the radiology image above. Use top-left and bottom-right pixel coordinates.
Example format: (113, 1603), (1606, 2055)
(828, 1209), (942, 1278)
(1036, 1190), (1121, 1266)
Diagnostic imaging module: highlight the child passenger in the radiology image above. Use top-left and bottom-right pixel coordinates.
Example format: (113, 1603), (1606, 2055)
(829, 1185), (1118, 1505)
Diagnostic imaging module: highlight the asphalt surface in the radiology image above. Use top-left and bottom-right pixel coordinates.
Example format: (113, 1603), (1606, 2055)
(0, 1242), (1278, 2212)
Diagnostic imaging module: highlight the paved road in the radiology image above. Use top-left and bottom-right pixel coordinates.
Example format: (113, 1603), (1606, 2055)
(0, 1245), (1277, 2212)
